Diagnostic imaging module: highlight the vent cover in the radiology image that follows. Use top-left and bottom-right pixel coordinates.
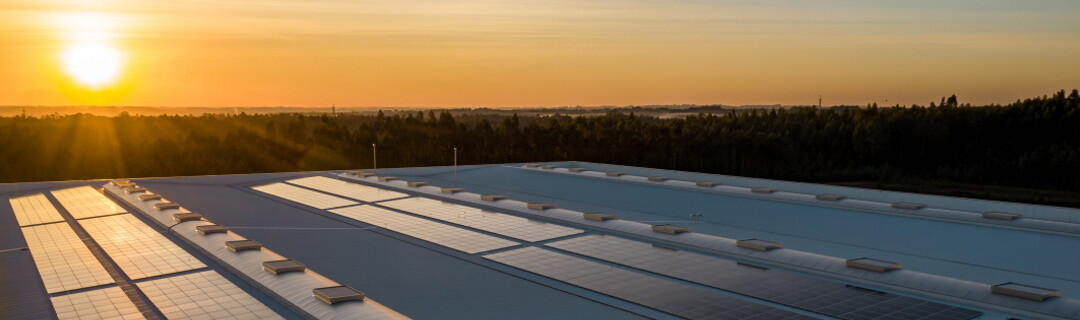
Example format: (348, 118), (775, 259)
(991, 282), (1060, 301)
(110, 179), (133, 187)
(651, 224), (691, 234)
(891, 202), (926, 210)
(481, 194), (508, 202)
(225, 240), (262, 252)
(155, 202), (180, 210)
(376, 176), (398, 182)
(583, 212), (618, 221)
(696, 182), (721, 187)
(567, 168), (587, 173)
(846, 257), (902, 272)
(123, 187), (147, 194)
(605, 172), (625, 177)
(172, 213), (202, 223)
(406, 181), (429, 188)
(139, 194), (162, 201)
(983, 212), (1022, 220)
(262, 259), (306, 275)
(816, 194), (847, 201)
(195, 225), (228, 235)
(345, 170), (375, 177)
(539, 165), (560, 170)
(524, 163), (541, 168)
(736, 239), (783, 251)
(751, 187), (778, 194)
(527, 203), (557, 210)
(647, 176), (669, 182)
(440, 187), (465, 194)
(313, 286), (366, 305)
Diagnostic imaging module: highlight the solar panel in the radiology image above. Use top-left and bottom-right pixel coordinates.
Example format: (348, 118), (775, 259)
(136, 270), (283, 320)
(285, 176), (408, 202)
(251, 182), (358, 209)
(20, 223), (114, 293)
(50, 286), (145, 320)
(379, 198), (583, 242)
(51, 186), (127, 219)
(545, 235), (983, 320)
(78, 214), (206, 280)
(8, 193), (65, 226)
(484, 247), (817, 320)
(329, 205), (519, 254)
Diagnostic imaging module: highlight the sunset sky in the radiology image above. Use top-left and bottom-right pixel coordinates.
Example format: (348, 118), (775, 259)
(1, 0), (1078, 108)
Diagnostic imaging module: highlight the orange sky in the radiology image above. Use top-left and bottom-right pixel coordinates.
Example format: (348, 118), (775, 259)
(1, 0), (1078, 107)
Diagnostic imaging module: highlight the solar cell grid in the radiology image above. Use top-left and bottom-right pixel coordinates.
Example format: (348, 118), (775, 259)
(545, 235), (982, 320)
(329, 205), (520, 254)
(51, 186), (127, 219)
(50, 286), (145, 320)
(136, 270), (283, 320)
(252, 182), (358, 209)
(485, 247), (818, 320)
(8, 193), (65, 226)
(286, 176), (408, 202)
(21, 222), (114, 293)
(78, 214), (206, 280)
(380, 197), (583, 242)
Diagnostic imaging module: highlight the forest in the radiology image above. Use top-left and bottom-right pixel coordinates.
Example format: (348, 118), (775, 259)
(1, 89), (1078, 207)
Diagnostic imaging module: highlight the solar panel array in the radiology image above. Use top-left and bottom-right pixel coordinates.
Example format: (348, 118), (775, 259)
(252, 183), (358, 209)
(20, 222), (114, 293)
(329, 205), (520, 254)
(546, 235), (983, 320)
(50, 286), (145, 320)
(380, 197), (584, 242)
(78, 214), (206, 280)
(286, 176), (408, 202)
(136, 270), (283, 320)
(8, 193), (65, 226)
(51, 186), (126, 219)
(485, 247), (819, 320)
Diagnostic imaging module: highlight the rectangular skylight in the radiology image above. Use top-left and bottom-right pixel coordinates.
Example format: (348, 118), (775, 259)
(406, 181), (429, 187)
(172, 212), (202, 223)
(376, 176), (398, 182)
(195, 224), (228, 235)
(313, 286), (366, 305)
(696, 182), (720, 187)
(263, 259), (306, 275)
(567, 168), (587, 173)
(815, 194), (847, 201)
(524, 163), (541, 168)
(991, 282), (1060, 301)
(123, 187), (147, 194)
(605, 172), (624, 177)
(983, 212), (1023, 220)
(440, 187), (465, 194)
(583, 212), (618, 221)
(647, 176), (669, 182)
(846, 257), (902, 272)
(751, 187), (778, 194)
(539, 165), (559, 169)
(527, 203), (557, 210)
(736, 238), (783, 251)
(481, 194), (508, 201)
(651, 224), (691, 234)
(891, 202), (926, 210)
(138, 194), (162, 201)
(226, 240), (262, 252)
(155, 202), (180, 210)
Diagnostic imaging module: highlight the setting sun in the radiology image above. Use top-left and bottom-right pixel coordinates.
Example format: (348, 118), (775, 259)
(61, 41), (123, 88)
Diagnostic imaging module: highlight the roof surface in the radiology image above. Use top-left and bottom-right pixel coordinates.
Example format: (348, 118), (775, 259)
(2, 161), (1078, 320)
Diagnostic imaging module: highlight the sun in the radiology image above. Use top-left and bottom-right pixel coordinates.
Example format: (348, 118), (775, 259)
(61, 41), (124, 89)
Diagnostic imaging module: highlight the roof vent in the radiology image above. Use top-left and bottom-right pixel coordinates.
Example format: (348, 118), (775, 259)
(139, 194), (162, 201)
(155, 202), (180, 210)
(110, 179), (132, 186)
(376, 176), (398, 182)
(406, 181), (429, 188)
(481, 194), (508, 201)
(123, 187), (147, 194)
(313, 286), (366, 305)
(225, 240), (262, 252)
(652, 224), (691, 234)
(195, 225), (228, 235)
(262, 259), (306, 275)
(527, 203), (557, 210)
(173, 213), (202, 223)
(736, 239), (783, 251)
(751, 187), (778, 194)
(696, 182), (720, 187)
(605, 172), (625, 177)
(983, 212), (1022, 220)
(441, 187), (465, 194)
(891, 202), (926, 210)
(583, 212), (618, 221)
(846, 257), (902, 272)
(524, 163), (541, 168)
(540, 165), (560, 170)
(816, 194), (847, 201)
(991, 282), (1060, 301)
(647, 176), (669, 182)
(567, 168), (587, 173)
(345, 170), (375, 177)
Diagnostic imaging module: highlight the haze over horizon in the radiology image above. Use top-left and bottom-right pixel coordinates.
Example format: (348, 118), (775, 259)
(2, 0), (1078, 108)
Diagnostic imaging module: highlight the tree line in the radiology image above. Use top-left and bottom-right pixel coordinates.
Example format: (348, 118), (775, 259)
(1, 89), (1077, 206)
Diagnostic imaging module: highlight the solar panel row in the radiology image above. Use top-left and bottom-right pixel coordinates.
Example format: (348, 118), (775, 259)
(20, 222), (114, 294)
(252, 183), (358, 209)
(8, 193), (65, 226)
(286, 176), (408, 202)
(78, 214), (206, 280)
(329, 205), (520, 254)
(50, 186), (126, 219)
(379, 197), (583, 242)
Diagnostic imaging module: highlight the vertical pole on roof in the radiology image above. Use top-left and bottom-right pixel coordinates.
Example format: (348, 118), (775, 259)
(372, 143), (377, 170)
(453, 147), (458, 185)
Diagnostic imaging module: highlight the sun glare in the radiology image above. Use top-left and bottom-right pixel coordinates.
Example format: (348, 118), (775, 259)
(56, 12), (125, 89)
